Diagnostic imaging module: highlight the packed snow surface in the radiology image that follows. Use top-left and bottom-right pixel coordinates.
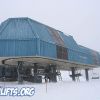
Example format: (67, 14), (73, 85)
(0, 70), (100, 100)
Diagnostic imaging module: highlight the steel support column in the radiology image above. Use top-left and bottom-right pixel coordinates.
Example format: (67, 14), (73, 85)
(17, 61), (23, 84)
(34, 63), (38, 76)
(49, 65), (57, 82)
(34, 63), (38, 83)
(71, 67), (76, 81)
(85, 69), (89, 81)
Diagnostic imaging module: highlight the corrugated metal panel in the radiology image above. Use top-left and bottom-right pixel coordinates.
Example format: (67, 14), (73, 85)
(58, 32), (79, 50)
(67, 47), (94, 65)
(79, 45), (91, 54)
(0, 19), (9, 33)
(67, 49), (79, 62)
(79, 46), (96, 64)
(78, 51), (93, 64)
(28, 19), (55, 43)
(47, 27), (65, 46)
(91, 51), (100, 65)
(0, 39), (37, 57)
(0, 18), (36, 39)
(40, 40), (56, 58)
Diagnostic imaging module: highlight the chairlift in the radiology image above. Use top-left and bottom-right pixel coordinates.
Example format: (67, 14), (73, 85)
(91, 69), (99, 79)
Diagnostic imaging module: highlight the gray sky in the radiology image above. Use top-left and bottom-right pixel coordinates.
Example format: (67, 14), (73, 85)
(0, 0), (100, 52)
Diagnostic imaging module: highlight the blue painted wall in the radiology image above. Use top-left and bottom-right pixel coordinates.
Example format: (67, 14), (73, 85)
(0, 39), (37, 57)
(0, 17), (100, 66)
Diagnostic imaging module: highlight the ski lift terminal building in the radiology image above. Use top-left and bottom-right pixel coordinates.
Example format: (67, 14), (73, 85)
(0, 18), (100, 83)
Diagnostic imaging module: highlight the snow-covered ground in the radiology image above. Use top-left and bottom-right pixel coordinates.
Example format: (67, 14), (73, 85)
(0, 68), (100, 100)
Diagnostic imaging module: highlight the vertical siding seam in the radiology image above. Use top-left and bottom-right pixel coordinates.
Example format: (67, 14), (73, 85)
(0, 19), (10, 36)
(27, 18), (39, 38)
(36, 38), (40, 56)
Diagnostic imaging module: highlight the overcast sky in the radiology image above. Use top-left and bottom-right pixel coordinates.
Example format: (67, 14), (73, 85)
(0, 0), (100, 52)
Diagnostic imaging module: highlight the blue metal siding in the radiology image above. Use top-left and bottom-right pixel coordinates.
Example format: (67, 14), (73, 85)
(58, 32), (79, 50)
(67, 49), (79, 62)
(0, 18), (36, 39)
(0, 39), (37, 57)
(78, 52), (93, 64)
(28, 19), (55, 43)
(40, 40), (57, 58)
(0, 17), (100, 66)
(79, 46), (99, 65)
(90, 51), (100, 65)
(0, 19), (9, 34)
(67, 47), (94, 65)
